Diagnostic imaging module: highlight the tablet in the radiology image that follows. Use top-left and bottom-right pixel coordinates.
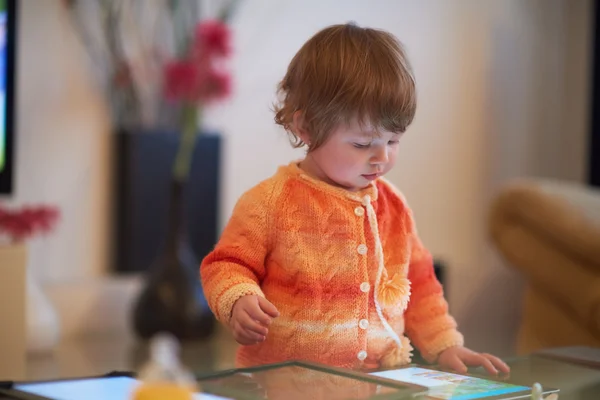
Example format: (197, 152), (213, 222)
(370, 367), (559, 400)
(12, 376), (230, 400)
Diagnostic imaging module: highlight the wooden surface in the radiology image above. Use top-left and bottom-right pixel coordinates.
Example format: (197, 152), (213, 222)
(0, 244), (26, 381)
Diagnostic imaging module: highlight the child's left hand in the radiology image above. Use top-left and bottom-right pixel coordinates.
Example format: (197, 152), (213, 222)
(437, 346), (510, 376)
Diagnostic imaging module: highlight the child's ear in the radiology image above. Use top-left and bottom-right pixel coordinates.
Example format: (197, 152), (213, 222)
(292, 110), (311, 146)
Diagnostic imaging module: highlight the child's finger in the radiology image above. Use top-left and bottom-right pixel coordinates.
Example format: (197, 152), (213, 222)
(258, 296), (280, 318)
(231, 321), (254, 345)
(448, 355), (468, 374)
(231, 319), (265, 345)
(241, 328), (266, 343)
(471, 354), (498, 375)
(233, 332), (254, 346)
(483, 353), (510, 374)
(240, 311), (269, 335)
(236, 332), (263, 345)
(246, 301), (273, 326)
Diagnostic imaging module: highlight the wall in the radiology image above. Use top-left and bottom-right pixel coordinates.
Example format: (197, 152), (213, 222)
(205, 0), (592, 355)
(442, 0), (591, 354)
(2, 0), (111, 283)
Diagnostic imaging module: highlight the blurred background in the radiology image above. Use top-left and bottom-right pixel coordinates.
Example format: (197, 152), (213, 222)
(1, 0), (598, 379)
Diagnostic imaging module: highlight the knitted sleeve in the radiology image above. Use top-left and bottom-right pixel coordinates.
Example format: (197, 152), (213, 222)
(403, 213), (464, 363)
(200, 182), (273, 323)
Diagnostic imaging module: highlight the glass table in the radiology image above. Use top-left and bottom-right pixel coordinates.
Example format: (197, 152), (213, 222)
(497, 353), (600, 399)
(17, 333), (600, 399)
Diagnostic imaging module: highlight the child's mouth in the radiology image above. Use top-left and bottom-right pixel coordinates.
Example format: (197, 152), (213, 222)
(362, 173), (380, 181)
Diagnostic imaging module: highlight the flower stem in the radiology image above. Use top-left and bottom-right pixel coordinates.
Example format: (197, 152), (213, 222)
(172, 105), (200, 182)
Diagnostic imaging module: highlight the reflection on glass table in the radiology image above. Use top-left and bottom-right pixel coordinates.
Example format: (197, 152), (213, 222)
(196, 360), (428, 400)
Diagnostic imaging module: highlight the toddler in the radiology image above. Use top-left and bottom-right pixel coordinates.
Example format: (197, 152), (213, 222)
(201, 23), (509, 376)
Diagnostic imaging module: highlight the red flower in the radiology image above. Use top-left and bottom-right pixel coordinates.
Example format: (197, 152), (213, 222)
(163, 20), (232, 105)
(164, 59), (231, 104)
(0, 205), (60, 242)
(197, 68), (231, 103)
(163, 60), (200, 103)
(194, 19), (231, 57)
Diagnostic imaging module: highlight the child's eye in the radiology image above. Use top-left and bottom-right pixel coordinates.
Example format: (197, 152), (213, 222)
(353, 143), (370, 149)
(388, 140), (400, 145)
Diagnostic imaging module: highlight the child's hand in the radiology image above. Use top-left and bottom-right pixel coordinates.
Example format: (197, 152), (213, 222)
(230, 295), (280, 345)
(437, 346), (510, 376)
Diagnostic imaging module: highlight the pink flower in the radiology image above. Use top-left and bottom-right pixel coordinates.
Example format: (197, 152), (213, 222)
(163, 20), (232, 105)
(194, 19), (231, 57)
(164, 59), (231, 104)
(197, 68), (231, 103)
(163, 60), (200, 103)
(0, 205), (60, 242)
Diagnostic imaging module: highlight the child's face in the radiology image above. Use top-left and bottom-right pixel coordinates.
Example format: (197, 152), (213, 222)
(303, 119), (401, 191)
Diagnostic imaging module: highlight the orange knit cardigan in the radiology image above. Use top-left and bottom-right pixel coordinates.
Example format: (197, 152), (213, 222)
(200, 162), (464, 370)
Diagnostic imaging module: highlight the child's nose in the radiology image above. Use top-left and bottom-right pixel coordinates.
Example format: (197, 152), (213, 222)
(371, 147), (389, 164)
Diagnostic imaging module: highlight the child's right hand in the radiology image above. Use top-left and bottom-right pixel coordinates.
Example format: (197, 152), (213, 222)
(230, 295), (280, 345)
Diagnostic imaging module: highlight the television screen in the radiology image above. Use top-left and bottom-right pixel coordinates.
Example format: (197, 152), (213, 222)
(0, 0), (16, 194)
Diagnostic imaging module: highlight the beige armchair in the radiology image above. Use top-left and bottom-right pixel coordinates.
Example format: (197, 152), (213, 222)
(489, 178), (600, 355)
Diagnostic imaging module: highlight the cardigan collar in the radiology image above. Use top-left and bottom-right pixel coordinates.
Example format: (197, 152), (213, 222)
(278, 160), (379, 203)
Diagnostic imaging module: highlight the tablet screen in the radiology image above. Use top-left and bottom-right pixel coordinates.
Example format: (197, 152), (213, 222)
(14, 376), (231, 400)
(370, 367), (531, 400)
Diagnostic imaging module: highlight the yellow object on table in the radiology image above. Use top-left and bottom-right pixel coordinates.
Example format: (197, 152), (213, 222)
(132, 383), (194, 400)
(131, 333), (198, 400)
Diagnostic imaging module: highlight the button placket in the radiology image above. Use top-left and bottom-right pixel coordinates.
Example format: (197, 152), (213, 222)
(356, 197), (371, 360)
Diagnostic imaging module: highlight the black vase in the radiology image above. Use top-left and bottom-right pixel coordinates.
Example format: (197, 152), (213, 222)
(131, 178), (216, 341)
